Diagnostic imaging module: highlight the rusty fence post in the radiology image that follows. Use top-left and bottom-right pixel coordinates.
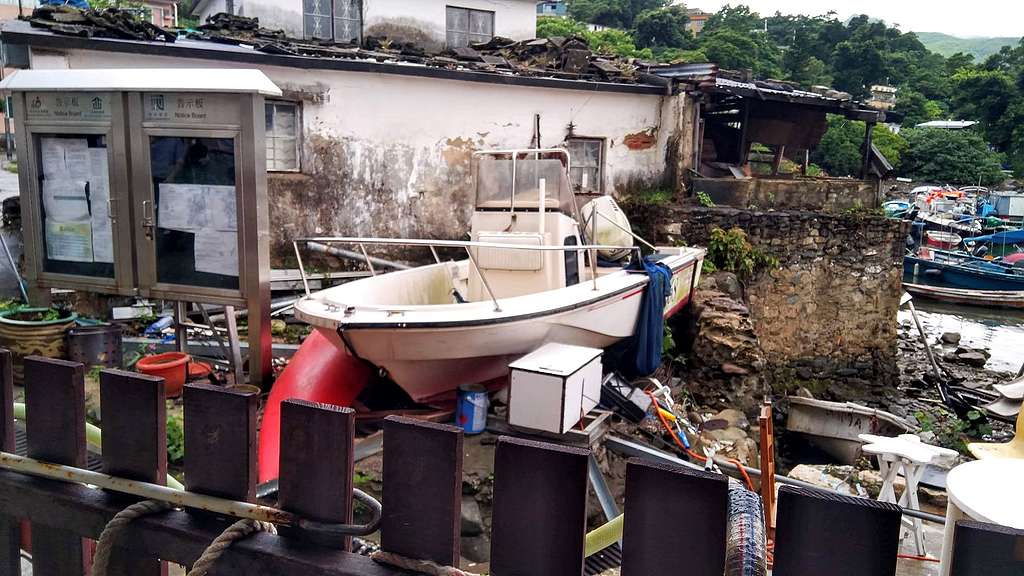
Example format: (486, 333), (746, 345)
(23, 356), (87, 576)
(380, 416), (463, 567)
(620, 459), (729, 576)
(100, 369), (168, 576)
(278, 399), (355, 551)
(490, 436), (589, 576)
(0, 350), (19, 575)
(773, 485), (902, 576)
(950, 520), (1024, 576)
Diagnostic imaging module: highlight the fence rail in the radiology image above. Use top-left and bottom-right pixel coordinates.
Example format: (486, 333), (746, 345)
(0, 349), (1019, 575)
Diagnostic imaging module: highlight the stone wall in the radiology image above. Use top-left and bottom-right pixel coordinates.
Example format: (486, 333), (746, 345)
(692, 177), (879, 212)
(652, 205), (909, 400)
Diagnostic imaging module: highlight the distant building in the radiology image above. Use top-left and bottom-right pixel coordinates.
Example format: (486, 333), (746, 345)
(536, 0), (567, 18)
(867, 84), (897, 111)
(686, 8), (711, 35)
(143, 0), (178, 28)
(915, 120), (978, 130)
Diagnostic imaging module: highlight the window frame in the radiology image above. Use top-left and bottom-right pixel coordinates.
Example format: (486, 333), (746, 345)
(303, 0), (363, 43)
(265, 100), (302, 173)
(445, 5), (495, 49)
(565, 137), (606, 194)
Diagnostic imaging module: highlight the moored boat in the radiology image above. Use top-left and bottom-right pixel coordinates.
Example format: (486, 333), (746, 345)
(903, 247), (1024, 308)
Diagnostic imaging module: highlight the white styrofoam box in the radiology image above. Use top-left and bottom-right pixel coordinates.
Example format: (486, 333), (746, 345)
(508, 343), (603, 434)
(476, 232), (544, 271)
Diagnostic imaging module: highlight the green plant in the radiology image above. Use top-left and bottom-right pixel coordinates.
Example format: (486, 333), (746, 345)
(914, 408), (990, 453)
(705, 227), (778, 279)
(166, 414), (184, 464)
(636, 187), (674, 205)
(4, 163), (16, 174)
(696, 191), (715, 207)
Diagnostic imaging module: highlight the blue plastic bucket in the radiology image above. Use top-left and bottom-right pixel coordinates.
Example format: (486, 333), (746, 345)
(456, 383), (489, 435)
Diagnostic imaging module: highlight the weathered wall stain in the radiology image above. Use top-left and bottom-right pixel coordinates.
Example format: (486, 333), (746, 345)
(623, 129), (658, 150)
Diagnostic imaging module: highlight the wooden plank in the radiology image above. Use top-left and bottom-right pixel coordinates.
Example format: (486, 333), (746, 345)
(380, 416), (463, 567)
(183, 382), (258, 502)
(277, 399), (354, 550)
(23, 356), (87, 576)
(0, 350), (20, 576)
(950, 520), (1024, 576)
(490, 436), (589, 576)
(773, 485), (901, 576)
(99, 369), (167, 576)
(620, 459), (729, 576)
(0, 469), (413, 576)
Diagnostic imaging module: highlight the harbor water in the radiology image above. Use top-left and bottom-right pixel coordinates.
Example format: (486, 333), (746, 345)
(899, 299), (1024, 374)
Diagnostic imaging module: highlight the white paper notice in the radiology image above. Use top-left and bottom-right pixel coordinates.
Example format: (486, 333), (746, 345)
(158, 184), (237, 232)
(194, 231), (238, 276)
(62, 139), (90, 181)
(41, 137), (67, 177)
(45, 219), (93, 263)
(42, 179), (90, 222)
(88, 148), (114, 263)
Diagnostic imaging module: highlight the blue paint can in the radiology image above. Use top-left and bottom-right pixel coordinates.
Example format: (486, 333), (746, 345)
(456, 383), (489, 435)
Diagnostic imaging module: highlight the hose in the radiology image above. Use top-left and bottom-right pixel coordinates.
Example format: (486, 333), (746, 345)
(13, 402), (185, 491)
(584, 513), (623, 557)
(725, 485), (767, 576)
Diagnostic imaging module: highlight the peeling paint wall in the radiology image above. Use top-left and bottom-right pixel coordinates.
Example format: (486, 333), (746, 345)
(44, 47), (683, 263)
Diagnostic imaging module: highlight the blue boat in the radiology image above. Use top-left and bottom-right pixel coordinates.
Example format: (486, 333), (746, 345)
(904, 250), (1024, 292)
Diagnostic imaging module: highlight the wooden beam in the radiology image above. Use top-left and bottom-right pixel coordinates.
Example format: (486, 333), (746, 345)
(99, 369), (168, 576)
(183, 383), (258, 502)
(380, 416), (463, 567)
(861, 121), (876, 180)
(24, 357), (87, 576)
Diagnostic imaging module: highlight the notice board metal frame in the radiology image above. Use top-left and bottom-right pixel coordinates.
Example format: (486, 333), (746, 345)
(1, 69), (281, 386)
(12, 91), (136, 296)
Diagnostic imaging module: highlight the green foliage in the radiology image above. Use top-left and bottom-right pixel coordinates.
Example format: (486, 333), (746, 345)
(636, 187), (674, 204)
(633, 6), (694, 50)
(536, 15), (588, 38)
(166, 414), (184, 464)
(696, 191), (714, 207)
(915, 409), (991, 454)
(900, 128), (1007, 186)
(813, 115), (907, 177)
(896, 89), (944, 128)
(916, 32), (1019, 60)
(3, 163), (16, 174)
(536, 17), (653, 59)
(705, 227), (778, 279)
(567, 0), (667, 29)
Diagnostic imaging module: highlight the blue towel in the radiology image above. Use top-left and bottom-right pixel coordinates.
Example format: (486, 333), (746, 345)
(622, 257), (673, 377)
(41, 0), (91, 8)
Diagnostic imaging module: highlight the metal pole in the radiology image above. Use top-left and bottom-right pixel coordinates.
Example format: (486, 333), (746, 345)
(223, 305), (245, 382)
(293, 241), (311, 296)
(0, 231), (28, 304)
(307, 241), (410, 271)
(0, 451), (381, 536)
(465, 247), (500, 312)
(358, 243), (377, 277)
(173, 302), (189, 353)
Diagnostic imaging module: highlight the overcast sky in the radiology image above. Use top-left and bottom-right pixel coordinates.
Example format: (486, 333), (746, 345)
(694, 0), (1022, 38)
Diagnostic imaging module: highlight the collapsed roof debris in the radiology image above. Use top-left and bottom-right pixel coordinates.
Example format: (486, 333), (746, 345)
(27, 4), (176, 43)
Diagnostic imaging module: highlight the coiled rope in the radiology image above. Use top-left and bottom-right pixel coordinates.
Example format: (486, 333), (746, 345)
(91, 499), (277, 576)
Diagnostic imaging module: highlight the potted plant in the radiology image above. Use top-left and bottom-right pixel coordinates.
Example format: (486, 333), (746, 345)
(0, 306), (78, 384)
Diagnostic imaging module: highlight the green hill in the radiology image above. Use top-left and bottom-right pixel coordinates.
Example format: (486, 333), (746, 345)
(916, 31), (1019, 60)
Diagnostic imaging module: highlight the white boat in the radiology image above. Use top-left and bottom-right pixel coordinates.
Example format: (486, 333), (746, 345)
(293, 149), (705, 402)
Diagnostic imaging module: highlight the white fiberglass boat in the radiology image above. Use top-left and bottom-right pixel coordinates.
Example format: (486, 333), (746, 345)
(294, 149), (705, 402)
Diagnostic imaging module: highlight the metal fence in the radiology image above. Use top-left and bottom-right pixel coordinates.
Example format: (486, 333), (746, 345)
(0, 350), (1019, 575)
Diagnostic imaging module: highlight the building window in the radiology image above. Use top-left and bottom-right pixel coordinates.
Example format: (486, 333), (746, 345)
(446, 6), (494, 48)
(266, 102), (300, 172)
(304, 0), (362, 43)
(566, 138), (603, 193)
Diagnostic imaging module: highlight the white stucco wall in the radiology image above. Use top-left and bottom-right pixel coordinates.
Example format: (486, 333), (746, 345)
(196, 0), (536, 47)
(32, 46), (677, 260)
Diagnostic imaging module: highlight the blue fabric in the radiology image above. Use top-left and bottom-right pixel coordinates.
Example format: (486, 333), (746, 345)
(979, 202), (996, 218)
(42, 0), (90, 8)
(968, 229), (1024, 245)
(622, 257), (673, 378)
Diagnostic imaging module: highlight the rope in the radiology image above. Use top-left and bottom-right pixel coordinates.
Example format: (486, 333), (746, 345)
(91, 499), (174, 576)
(371, 550), (483, 576)
(189, 518), (278, 576)
(91, 499), (277, 576)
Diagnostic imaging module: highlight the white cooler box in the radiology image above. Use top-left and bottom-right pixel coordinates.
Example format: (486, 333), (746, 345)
(508, 343), (603, 434)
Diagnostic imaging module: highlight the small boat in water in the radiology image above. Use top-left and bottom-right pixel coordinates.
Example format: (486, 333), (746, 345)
(924, 230), (962, 250)
(293, 149), (705, 402)
(903, 247), (1024, 309)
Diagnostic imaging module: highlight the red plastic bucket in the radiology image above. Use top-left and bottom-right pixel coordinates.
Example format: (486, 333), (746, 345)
(136, 352), (190, 397)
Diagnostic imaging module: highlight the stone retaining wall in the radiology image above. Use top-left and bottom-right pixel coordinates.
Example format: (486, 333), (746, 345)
(651, 204), (910, 398)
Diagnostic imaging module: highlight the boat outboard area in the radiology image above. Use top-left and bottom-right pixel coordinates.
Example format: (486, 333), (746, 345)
(291, 148), (705, 402)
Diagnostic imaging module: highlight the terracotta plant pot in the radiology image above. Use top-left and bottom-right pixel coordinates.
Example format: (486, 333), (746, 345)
(136, 352), (190, 398)
(0, 308), (78, 385)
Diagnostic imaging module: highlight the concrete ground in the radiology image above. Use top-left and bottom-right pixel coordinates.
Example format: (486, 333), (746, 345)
(0, 161), (22, 301)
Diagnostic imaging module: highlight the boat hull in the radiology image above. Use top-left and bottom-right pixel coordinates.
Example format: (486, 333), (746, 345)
(299, 249), (703, 401)
(903, 255), (1024, 292)
(903, 282), (1024, 309)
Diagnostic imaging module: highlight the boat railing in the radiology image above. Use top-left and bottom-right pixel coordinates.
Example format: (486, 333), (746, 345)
(292, 237), (643, 312)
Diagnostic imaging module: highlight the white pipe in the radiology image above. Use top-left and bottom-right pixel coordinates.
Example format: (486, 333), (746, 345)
(538, 177), (546, 236)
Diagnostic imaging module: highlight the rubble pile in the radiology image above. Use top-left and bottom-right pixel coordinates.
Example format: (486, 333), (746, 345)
(28, 5), (176, 42)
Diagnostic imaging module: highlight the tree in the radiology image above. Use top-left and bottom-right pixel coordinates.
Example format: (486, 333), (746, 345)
(536, 16), (588, 39)
(899, 128), (1005, 186)
(812, 116), (907, 177)
(896, 90), (943, 128)
(568, 0), (667, 29)
(703, 4), (763, 35)
(633, 6), (693, 50)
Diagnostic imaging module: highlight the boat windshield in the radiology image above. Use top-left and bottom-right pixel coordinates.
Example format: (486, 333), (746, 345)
(475, 153), (575, 214)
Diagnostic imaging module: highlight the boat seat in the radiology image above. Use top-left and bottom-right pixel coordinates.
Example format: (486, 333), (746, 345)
(969, 406), (1024, 460)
